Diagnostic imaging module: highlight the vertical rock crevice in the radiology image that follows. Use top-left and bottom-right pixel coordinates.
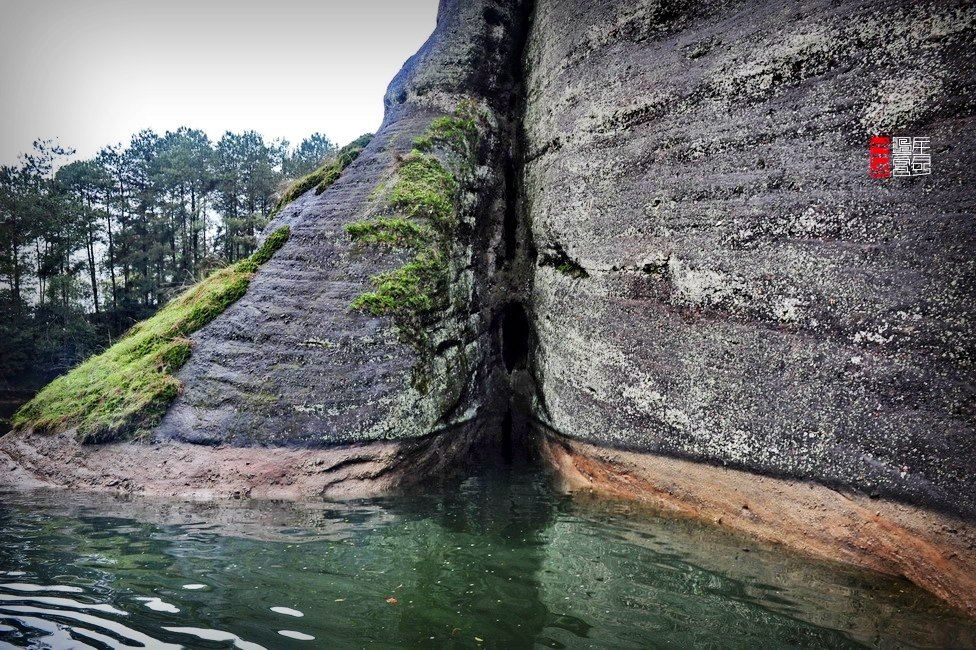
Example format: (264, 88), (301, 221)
(483, 0), (540, 463)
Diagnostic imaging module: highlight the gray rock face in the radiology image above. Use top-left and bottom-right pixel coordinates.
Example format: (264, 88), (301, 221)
(524, 0), (976, 517)
(157, 0), (529, 446)
(154, 0), (975, 519)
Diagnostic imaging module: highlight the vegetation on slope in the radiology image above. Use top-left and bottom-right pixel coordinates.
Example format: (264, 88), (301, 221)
(411, 109), (478, 156)
(345, 103), (480, 349)
(0, 131), (336, 427)
(271, 133), (374, 218)
(12, 227), (291, 443)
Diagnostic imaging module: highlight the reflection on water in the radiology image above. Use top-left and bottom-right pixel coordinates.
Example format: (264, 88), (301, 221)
(0, 467), (973, 648)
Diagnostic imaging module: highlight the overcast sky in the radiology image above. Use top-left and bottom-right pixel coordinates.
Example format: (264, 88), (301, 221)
(0, 0), (440, 165)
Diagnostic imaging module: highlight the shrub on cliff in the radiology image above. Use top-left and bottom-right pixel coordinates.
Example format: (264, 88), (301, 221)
(346, 103), (480, 349)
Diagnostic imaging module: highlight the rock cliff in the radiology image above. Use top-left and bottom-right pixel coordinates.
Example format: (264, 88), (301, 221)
(157, 0), (530, 451)
(3, 0), (975, 613)
(525, 0), (976, 518)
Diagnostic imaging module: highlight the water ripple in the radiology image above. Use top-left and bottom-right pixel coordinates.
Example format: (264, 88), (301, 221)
(163, 626), (265, 649)
(0, 583), (83, 593)
(0, 593), (127, 616)
(0, 604), (179, 649)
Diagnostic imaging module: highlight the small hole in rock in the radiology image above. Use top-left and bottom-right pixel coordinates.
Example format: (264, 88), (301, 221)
(501, 302), (530, 372)
(483, 6), (505, 26)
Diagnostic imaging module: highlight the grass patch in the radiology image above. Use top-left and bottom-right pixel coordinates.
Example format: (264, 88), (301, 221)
(388, 152), (458, 227)
(12, 226), (291, 443)
(346, 104), (481, 348)
(271, 133), (373, 217)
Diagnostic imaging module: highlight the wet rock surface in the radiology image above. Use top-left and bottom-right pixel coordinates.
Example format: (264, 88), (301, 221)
(524, 0), (976, 518)
(538, 429), (976, 618)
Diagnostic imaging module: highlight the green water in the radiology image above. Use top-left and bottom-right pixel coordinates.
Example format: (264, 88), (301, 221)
(0, 468), (973, 649)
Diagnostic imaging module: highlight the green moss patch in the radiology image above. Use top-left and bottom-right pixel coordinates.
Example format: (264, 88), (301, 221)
(540, 246), (589, 279)
(346, 104), (481, 349)
(12, 226), (291, 443)
(388, 152), (459, 227)
(347, 151), (457, 347)
(345, 217), (433, 248)
(272, 133), (373, 218)
(412, 101), (479, 156)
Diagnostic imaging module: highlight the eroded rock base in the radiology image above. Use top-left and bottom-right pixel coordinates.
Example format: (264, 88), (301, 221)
(0, 424), (500, 501)
(4, 423), (976, 617)
(537, 427), (976, 617)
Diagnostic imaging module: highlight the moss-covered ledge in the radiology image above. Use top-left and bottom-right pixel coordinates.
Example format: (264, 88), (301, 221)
(12, 226), (291, 444)
(270, 133), (373, 218)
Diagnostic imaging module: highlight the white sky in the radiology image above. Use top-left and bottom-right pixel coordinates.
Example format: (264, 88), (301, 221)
(0, 0), (440, 165)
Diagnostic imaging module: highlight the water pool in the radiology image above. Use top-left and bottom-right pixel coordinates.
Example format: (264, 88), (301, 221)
(0, 468), (973, 648)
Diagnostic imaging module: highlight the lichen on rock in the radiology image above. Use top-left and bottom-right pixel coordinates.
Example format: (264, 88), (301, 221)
(524, 0), (976, 519)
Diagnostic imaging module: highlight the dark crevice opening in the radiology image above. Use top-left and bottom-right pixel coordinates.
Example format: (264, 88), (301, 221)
(435, 338), (461, 355)
(501, 153), (519, 263)
(495, 300), (534, 466)
(539, 241), (588, 278)
(483, 6), (505, 27)
(495, 0), (539, 466)
(501, 302), (530, 373)
(469, 0), (540, 469)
